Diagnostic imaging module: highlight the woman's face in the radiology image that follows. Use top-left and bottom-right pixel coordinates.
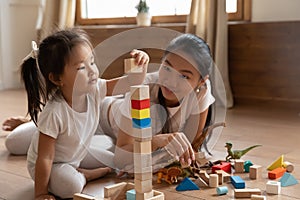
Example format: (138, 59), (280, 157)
(158, 52), (202, 107)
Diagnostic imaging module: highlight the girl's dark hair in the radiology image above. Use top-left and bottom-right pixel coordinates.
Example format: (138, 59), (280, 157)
(159, 33), (214, 133)
(21, 28), (93, 124)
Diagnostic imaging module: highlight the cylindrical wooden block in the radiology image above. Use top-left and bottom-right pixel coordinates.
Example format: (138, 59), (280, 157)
(209, 174), (219, 187)
(283, 161), (294, 173)
(216, 186), (228, 195)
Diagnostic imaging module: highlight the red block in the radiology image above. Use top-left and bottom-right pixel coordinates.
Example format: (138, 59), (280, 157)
(268, 167), (286, 180)
(212, 162), (231, 173)
(131, 99), (150, 110)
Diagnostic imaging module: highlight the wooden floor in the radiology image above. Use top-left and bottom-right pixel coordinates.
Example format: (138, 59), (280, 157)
(0, 89), (300, 200)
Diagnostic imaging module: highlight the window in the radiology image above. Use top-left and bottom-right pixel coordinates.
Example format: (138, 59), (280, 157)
(76, 0), (251, 25)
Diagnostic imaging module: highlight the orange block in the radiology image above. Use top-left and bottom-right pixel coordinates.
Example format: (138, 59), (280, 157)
(268, 167), (286, 180)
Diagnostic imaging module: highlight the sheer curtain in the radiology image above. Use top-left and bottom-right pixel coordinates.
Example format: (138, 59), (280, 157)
(186, 0), (234, 108)
(36, 0), (76, 41)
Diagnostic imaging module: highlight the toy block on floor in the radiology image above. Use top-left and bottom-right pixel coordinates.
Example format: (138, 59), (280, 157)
(126, 189), (136, 200)
(194, 177), (208, 187)
(251, 194), (266, 200)
(267, 155), (284, 171)
(209, 174), (219, 187)
(266, 180), (281, 194)
(124, 58), (143, 73)
(283, 161), (294, 173)
(199, 170), (210, 184)
(234, 188), (261, 198)
(215, 170), (224, 185)
(234, 159), (245, 173)
(131, 99), (150, 110)
(136, 190), (154, 200)
(244, 160), (253, 173)
(104, 182), (133, 199)
(230, 176), (245, 189)
(215, 170), (231, 183)
(73, 193), (96, 200)
(176, 177), (200, 191)
(212, 162), (231, 173)
(268, 167), (286, 179)
(131, 85), (150, 100)
(279, 172), (299, 187)
(216, 186), (228, 195)
(249, 165), (262, 180)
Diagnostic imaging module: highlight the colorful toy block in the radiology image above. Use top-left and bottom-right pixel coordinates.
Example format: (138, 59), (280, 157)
(131, 99), (150, 110)
(283, 161), (294, 173)
(266, 180), (281, 194)
(251, 194), (266, 200)
(234, 188), (261, 198)
(176, 177), (200, 191)
(230, 176), (245, 189)
(268, 167), (286, 179)
(209, 174), (219, 187)
(126, 189), (136, 200)
(212, 162), (231, 173)
(132, 118), (151, 129)
(234, 159), (245, 173)
(267, 155), (284, 171)
(124, 58), (143, 73)
(131, 108), (150, 119)
(244, 160), (253, 172)
(249, 165), (262, 180)
(216, 186), (228, 195)
(279, 172), (299, 187)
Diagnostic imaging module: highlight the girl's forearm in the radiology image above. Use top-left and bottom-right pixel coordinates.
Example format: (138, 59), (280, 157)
(34, 156), (53, 197)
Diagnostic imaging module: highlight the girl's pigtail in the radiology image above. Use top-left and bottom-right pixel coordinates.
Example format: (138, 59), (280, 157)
(21, 57), (46, 125)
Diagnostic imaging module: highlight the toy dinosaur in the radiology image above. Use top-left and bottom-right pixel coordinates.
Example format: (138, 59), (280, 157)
(225, 142), (262, 161)
(156, 166), (182, 184)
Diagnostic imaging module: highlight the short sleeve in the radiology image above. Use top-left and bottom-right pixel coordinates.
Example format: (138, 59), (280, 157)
(37, 106), (61, 139)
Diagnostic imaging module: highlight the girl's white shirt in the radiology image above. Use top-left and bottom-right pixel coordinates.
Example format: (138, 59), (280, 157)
(27, 79), (107, 168)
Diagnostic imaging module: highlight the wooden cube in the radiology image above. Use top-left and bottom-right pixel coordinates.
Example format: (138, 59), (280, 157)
(209, 174), (219, 187)
(234, 188), (261, 198)
(124, 58), (143, 73)
(266, 180), (281, 194)
(234, 159), (245, 173)
(134, 179), (153, 193)
(134, 140), (152, 154)
(249, 165), (262, 180)
(131, 85), (149, 100)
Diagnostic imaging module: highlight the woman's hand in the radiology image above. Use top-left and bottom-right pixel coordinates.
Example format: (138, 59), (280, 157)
(35, 194), (56, 200)
(152, 132), (195, 166)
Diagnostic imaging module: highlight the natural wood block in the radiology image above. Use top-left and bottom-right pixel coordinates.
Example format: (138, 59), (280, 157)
(132, 127), (152, 140)
(131, 99), (150, 110)
(234, 188), (261, 198)
(283, 161), (294, 173)
(134, 179), (153, 193)
(268, 167), (286, 179)
(199, 170), (209, 184)
(136, 190), (154, 200)
(131, 108), (150, 119)
(266, 180), (281, 194)
(135, 171), (153, 181)
(249, 165), (262, 180)
(194, 177), (208, 187)
(104, 182), (129, 199)
(134, 153), (152, 173)
(134, 140), (152, 154)
(234, 159), (245, 173)
(251, 194), (266, 200)
(209, 174), (219, 187)
(124, 58), (143, 73)
(215, 170), (224, 185)
(73, 193), (95, 200)
(130, 85), (150, 100)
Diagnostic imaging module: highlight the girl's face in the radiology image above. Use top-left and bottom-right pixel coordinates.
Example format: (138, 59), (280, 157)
(158, 52), (202, 107)
(60, 43), (99, 96)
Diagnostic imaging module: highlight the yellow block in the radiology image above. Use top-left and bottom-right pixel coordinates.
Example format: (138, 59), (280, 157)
(131, 108), (150, 119)
(267, 155), (284, 171)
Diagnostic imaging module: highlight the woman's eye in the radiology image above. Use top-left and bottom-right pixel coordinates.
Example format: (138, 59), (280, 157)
(77, 66), (85, 70)
(163, 65), (171, 71)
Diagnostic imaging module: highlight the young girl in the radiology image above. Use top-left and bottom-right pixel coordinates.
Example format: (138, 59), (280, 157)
(113, 33), (216, 172)
(21, 29), (148, 199)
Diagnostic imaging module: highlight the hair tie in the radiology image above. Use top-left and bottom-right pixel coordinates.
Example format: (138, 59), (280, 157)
(23, 41), (39, 61)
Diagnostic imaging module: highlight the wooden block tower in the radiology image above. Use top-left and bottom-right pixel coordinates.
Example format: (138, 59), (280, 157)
(130, 85), (154, 200)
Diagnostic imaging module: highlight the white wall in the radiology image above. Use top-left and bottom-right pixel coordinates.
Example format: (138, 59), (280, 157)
(0, 0), (40, 90)
(252, 0), (300, 22)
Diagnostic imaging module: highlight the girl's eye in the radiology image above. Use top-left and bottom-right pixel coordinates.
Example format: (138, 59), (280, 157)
(163, 65), (171, 72)
(179, 74), (189, 79)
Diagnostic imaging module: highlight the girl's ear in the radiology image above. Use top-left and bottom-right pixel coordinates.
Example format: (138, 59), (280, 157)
(198, 75), (209, 87)
(49, 73), (62, 86)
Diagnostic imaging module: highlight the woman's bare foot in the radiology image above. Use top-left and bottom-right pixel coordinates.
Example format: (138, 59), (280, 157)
(77, 167), (112, 181)
(2, 116), (29, 131)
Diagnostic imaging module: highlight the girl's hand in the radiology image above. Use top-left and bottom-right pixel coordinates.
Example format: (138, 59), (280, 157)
(35, 194), (56, 200)
(130, 49), (149, 67)
(152, 132), (195, 166)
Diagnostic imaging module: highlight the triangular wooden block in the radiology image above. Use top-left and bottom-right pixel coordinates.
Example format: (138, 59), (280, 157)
(176, 177), (200, 191)
(280, 172), (299, 187)
(194, 177), (208, 187)
(267, 155), (284, 171)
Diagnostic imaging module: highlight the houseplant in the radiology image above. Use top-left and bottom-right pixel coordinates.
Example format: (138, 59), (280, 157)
(135, 0), (151, 26)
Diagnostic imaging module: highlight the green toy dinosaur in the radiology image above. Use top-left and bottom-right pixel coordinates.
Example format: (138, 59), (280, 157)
(225, 142), (262, 161)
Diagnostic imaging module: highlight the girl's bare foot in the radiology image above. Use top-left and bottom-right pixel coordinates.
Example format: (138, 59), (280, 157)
(77, 167), (112, 181)
(2, 116), (29, 131)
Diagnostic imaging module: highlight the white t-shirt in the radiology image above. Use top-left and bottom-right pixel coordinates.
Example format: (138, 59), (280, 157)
(115, 71), (215, 142)
(27, 79), (107, 168)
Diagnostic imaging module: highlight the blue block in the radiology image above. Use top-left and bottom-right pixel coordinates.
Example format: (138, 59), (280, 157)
(216, 186), (228, 195)
(176, 177), (200, 191)
(230, 176), (245, 189)
(126, 189), (135, 200)
(132, 118), (151, 128)
(280, 172), (299, 187)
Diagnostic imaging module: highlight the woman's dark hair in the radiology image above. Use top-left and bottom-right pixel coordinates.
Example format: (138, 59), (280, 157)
(159, 33), (214, 134)
(21, 28), (93, 124)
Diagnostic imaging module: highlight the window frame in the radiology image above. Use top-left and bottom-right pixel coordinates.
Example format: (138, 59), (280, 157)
(75, 0), (251, 26)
